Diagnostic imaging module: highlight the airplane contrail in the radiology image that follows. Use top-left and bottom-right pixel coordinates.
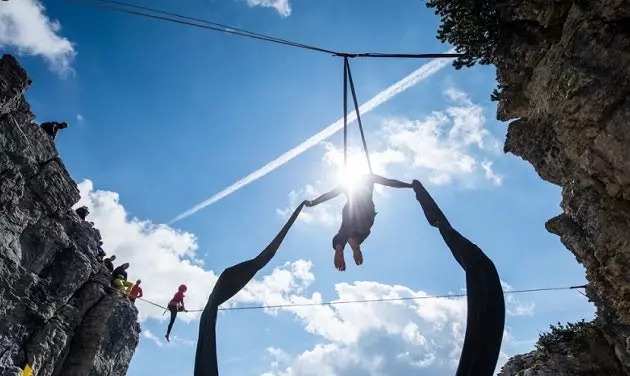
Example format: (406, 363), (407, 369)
(170, 54), (455, 224)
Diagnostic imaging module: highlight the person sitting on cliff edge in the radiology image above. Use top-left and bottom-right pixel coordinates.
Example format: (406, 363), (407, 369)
(103, 255), (116, 273)
(75, 206), (89, 221)
(112, 262), (130, 280)
(40, 121), (68, 140)
(97, 241), (106, 262)
(111, 262), (133, 297)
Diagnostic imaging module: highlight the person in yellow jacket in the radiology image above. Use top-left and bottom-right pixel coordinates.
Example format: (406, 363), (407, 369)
(112, 275), (133, 296)
(21, 364), (33, 376)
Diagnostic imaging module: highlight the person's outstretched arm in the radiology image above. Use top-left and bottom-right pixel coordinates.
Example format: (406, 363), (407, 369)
(306, 187), (343, 207)
(371, 174), (413, 188)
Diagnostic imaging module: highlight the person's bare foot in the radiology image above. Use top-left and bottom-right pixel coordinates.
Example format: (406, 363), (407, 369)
(334, 245), (346, 271)
(348, 238), (363, 265)
(165, 334), (170, 342)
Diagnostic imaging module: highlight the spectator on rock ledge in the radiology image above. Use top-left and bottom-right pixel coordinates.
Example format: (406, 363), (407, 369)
(40, 121), (68, 139)
(103, 255), (116, 273)
(75, 206), (89, 220)
(128, 280), (143, 304)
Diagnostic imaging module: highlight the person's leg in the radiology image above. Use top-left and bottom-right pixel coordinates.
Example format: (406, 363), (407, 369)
(347, 233), (366, 266)
(332, 232), (347, 271)
(166, 306), (177, 341)
(347, 211), (376, 266)
(330, 206), (353, 271)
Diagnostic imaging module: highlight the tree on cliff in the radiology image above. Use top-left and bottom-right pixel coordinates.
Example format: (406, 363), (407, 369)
(426, 0), (503, 69)
(426, 0), (506, 100)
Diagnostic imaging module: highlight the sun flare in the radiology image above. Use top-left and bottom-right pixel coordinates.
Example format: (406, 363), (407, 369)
(336, 158), (370, 191)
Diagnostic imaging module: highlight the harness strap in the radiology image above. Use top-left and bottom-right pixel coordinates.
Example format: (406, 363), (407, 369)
(342, 58), (373, 174)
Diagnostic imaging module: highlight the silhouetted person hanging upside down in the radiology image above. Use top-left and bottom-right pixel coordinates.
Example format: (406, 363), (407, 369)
(40, 121), (68, 139)
(305, 173), (413, 271)
(165, 284), (188, 342)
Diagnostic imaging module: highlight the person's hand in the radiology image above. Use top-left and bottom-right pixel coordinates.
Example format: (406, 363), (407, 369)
(304, 200), (314, 207)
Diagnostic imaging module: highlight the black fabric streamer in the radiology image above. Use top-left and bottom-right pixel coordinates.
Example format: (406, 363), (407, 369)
(194, 180), (504, 376)
(412, 180), (505, 376)
(193, 202), (305, 376)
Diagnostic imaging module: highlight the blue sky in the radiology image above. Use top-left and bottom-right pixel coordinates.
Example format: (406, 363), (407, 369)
(1, 0), (595, 375)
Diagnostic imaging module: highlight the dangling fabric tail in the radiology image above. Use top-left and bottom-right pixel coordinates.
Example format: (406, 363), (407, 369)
(412, 180), (505, 376)
(193, 202), (305, 376)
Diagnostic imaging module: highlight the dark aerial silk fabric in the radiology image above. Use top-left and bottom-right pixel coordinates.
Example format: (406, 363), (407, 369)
(193, 202), (305, 376)
(194, 180), (505, 376)
(412, 179), (505, 376)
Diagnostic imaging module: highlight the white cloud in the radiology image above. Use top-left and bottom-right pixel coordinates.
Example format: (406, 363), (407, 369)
(482, 160), (503, 186)
(140, 329), (195, 348)
(383, 88), (502, 186)
(76, 180), (217, 324)
(254, 276), (529, 376)
(321, 141), (407, 184)
(0, 0), (75, 75)
(76, 180), (320, 325)
(76, 114), (84, 122)
(501, 281), (535, 317)
(276, 183), (340, 227)
(246, 0), (291, 17)
(141, 329), (164, 348)
(170, 335), (196, 347)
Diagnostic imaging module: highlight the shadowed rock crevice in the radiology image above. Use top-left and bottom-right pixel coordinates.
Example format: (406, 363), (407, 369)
(0, 54), (140, 376)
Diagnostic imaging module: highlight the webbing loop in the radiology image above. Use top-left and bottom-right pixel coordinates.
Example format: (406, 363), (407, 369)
(342, 58), (373, 174)
(343, 57), (348, 169)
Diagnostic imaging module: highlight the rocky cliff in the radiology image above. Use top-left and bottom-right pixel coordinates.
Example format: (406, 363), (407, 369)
(0, 54), (140, 376)
(427, 0), (630, 374)
(494, 0), (630, 374)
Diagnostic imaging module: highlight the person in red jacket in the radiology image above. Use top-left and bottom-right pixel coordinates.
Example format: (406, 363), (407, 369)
(165, 284), (187, 342)
(128, 280), (143, 303)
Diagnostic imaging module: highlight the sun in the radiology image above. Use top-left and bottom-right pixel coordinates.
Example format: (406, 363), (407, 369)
(336, 158), (369, 191)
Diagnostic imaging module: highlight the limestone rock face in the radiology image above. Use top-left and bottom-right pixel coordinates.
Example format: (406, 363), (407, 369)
(493, 0), (630, 374)
(497, 322), (624, 375)
(0, 54), (140, 376)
